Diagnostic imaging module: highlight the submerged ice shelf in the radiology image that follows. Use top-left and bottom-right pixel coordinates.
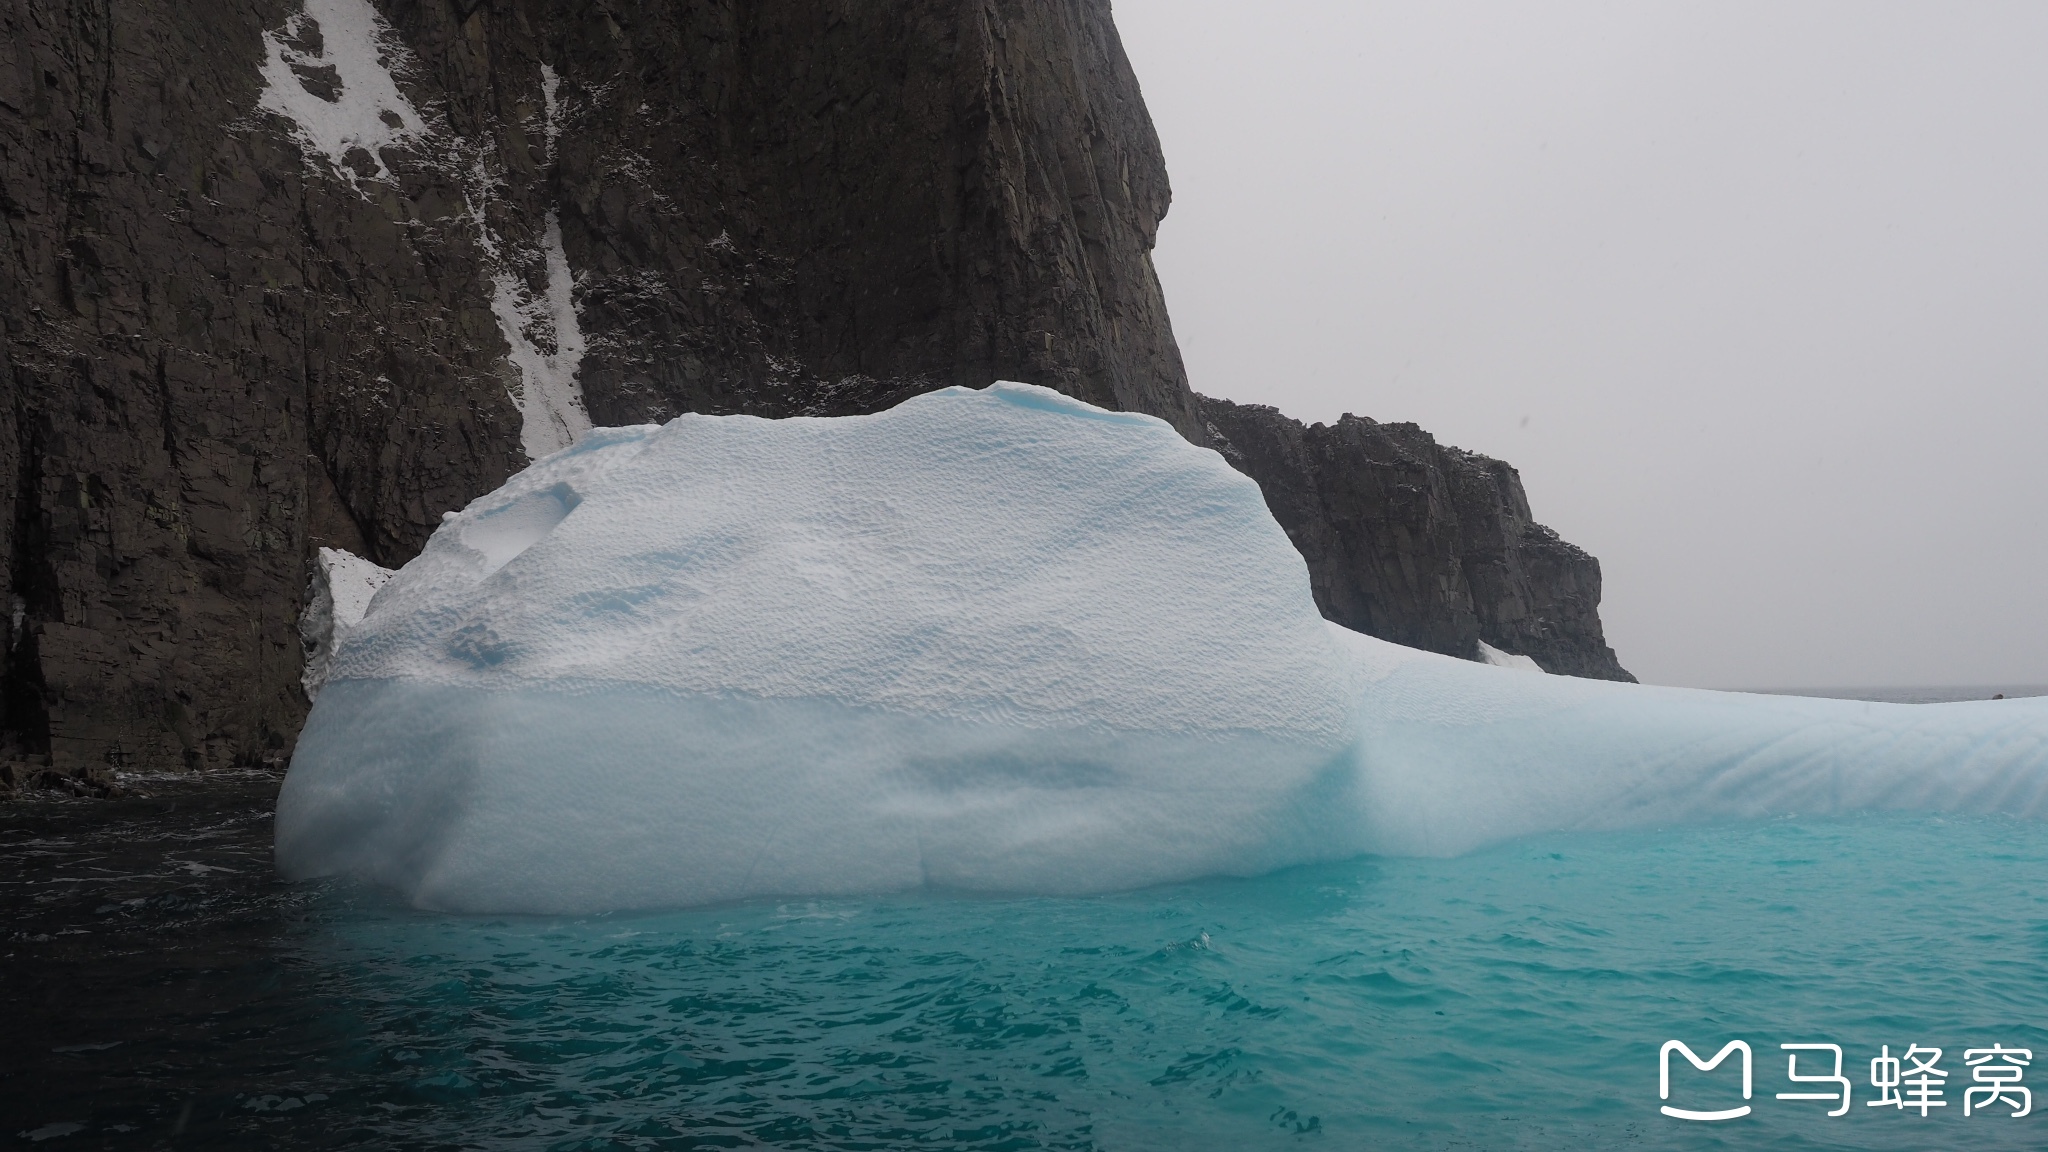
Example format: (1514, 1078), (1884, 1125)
(275, 383), (2048, 913)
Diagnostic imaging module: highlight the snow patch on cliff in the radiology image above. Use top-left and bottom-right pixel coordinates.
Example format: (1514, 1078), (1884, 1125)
(539, 63), (564, 160)
(257, 1), (589, 460)
(467, 65), (590, 459)
(470, 198), (591, 460)
(257, 0), (432, 190)
(1477, 640), (1545, 672)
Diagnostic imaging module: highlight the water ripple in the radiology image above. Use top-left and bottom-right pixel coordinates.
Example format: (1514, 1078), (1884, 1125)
(7, 787), (2048, 1149)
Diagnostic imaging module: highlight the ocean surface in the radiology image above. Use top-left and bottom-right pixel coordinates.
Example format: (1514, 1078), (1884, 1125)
(5, 688), (2048, 1150)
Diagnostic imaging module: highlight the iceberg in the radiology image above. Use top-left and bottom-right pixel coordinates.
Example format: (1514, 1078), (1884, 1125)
(1335, 627), (2048, 857)
(276, 383), (2048, 913)
(279, 384), (1362, 912)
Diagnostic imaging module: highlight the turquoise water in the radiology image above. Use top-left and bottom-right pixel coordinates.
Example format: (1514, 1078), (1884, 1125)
(298, 815), (2048, 1149)
(9, 798), (2048, 1149)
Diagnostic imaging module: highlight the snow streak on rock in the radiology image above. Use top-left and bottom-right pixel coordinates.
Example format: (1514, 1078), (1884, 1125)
(540, 63), (564, 160)
(474, 59), (592, 460)
(449, 57), (589, 459)
(255, 0), (591, 459)
(479, 208), (591, 459)
(256, 0), (432, 191)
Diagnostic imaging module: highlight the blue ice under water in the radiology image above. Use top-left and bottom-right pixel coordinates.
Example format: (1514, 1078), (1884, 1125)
(274, 812), (2048, 1151)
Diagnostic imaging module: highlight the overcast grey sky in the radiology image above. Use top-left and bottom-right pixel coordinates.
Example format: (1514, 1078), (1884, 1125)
(1112, 0), (2048, 690)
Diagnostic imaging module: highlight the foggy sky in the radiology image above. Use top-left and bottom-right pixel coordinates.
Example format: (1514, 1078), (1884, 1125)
(1110, 0), (2048, 690)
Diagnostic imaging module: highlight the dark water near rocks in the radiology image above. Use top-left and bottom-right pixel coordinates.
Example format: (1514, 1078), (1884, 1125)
(0, 773), (327, 1146)
(5, 688), (2048, 1150)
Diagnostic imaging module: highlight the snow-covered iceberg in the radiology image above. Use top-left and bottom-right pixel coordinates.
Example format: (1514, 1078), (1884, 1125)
(276, 383), (2048, 913)
(278, 384), (1362, 911)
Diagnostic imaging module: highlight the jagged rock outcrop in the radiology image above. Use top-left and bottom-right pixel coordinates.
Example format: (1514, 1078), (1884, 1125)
(1200, 396), (1633, 681)
(1, 0), (1625, 792)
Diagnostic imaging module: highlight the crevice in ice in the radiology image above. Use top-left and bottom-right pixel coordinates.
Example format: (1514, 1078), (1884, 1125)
(256, 0), (433, 193)
(459, 482), (582, 577)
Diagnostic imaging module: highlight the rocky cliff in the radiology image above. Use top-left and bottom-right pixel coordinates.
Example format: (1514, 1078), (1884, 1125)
(3, 0), (1624, 793)
(1200, 396), (1633, 681)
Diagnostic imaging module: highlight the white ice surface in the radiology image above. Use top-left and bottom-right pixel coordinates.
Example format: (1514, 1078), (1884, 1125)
(276, 383), (2048, 913)
(256, 0), (432, 190)
(298, 547), (395, 702)
(1334, 627), (2048, 858)
(279, 384), (1356, 911)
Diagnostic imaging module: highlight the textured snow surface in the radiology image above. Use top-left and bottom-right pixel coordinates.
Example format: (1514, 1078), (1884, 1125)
(256, 0), (432, 189)
(298, 547), (396, 702)
(279, 384), (1357, 911)
(276, 383), (2048, 913)
(1334, 627), (2048, 857)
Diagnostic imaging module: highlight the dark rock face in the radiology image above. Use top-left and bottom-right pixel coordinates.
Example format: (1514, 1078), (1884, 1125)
(543, 1), (1200, 435)
(1199, 396), (1634, 682)
(1, 0), (1624, 792)
(1, 0), (1196, 786)
(2, 0), (527, 784)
